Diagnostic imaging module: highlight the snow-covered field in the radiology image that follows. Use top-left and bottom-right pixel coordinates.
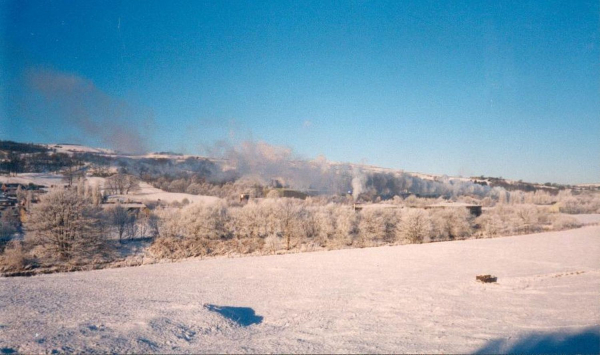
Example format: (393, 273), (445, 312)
(123, 182), (221, 205)
(571, 214), (600, 225)
(0, 174), (220, 205)
(0, 173), (66, 187)
(1, 225), (599, 354)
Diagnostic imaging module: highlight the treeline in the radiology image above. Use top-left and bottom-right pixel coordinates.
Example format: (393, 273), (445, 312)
(0, 151), (78, 175)
(148, 198), (583, 259)
(474, 175), (571, 193)
(0, 141), (49, 154)
(0, 141), (78, 175)
(0, 183), (592, 275)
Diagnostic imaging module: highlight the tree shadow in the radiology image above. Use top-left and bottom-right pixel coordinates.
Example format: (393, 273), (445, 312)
(474, 328), (600, 354)
(203, 304), (263, 327)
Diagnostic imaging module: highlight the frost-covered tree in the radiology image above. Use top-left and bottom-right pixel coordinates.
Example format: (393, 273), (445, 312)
(475, 212), (503, 238)
(358, 208), (397, 246)
(397, 208), (431, 244)
(275, 199), (301, 250)
(176, 201), (231, 241)
(333, 205), (358, 247)
(27, 187), (108, 261)
(155, 207), (183, 239)
(230, 201), (271, 240)
(430, 208), (472, 241)
(515, 205), (539, 233)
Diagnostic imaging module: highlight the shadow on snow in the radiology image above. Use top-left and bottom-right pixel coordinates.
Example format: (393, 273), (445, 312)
(474, 327), (600, 354)
(203, 304), (263, 327)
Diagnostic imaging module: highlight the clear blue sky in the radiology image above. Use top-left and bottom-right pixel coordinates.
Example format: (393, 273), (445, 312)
(1, 0), (598, 184)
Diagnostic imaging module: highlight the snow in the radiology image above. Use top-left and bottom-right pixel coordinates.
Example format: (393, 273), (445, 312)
(0, 173), (67, 187)
(570, 214), (600, 225)
(0, 173), (107, 190)
(1, 225), (599, 353)
(0, 174), (220, 205)
(45, 144), (116, 155)
(122, 182), (222, 205)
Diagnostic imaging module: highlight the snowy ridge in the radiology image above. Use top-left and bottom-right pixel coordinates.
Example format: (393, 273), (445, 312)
(45, 143), (116, 155)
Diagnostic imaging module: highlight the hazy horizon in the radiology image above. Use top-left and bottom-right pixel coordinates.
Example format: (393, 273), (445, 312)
(2, 0), (599, 184)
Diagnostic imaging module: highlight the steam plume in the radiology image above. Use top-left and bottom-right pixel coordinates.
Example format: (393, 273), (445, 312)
(204, 140), (492, 199)
(22, 68), (152, 154)
(352, 168), (366, 200)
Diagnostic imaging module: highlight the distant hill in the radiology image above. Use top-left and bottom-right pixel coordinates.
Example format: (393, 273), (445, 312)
(1, 140), (596, 194)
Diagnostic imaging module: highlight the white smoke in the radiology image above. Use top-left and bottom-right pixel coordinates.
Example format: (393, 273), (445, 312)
(21, 68), (153, 154)
(202, 140), (493, 199)
(352, 168), (366, 200)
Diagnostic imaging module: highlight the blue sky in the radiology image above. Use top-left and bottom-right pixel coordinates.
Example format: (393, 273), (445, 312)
(1, 0), (598, 184)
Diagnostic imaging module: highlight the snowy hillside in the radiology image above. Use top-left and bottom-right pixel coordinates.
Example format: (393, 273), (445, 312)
(1, 225), (598, 354)
(123, 181), (222, 205)
(39, 142), (477, 185)
(45, 143), (116, 155)
(0, 173), (220, 205)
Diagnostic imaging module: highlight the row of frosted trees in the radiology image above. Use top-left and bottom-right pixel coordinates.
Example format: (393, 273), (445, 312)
(0, 184), (587, 272)
(150, 199), (474, 259)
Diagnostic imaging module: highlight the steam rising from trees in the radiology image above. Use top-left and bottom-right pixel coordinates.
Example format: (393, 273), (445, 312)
(203, 140), (492, 199)
(352, 168), (366, 200)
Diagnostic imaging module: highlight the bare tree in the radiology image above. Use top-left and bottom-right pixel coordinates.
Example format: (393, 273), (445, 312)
(130, 212), (151, 238)
(91, 183), (103, 206)
(106, 203), (133, 242)
(0, 210), (19, 238)
(61, 158), (85, 186)
(105, 173), (141, 195)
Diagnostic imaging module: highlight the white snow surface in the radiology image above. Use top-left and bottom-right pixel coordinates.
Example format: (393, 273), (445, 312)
(1, 226), (599, 354)
(0, 173), (66, 187)
(45, 144), (116, 155)
(0, 174), (220, 205)
(123, 182), (222, 205)
(571, 214), (600, 225)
